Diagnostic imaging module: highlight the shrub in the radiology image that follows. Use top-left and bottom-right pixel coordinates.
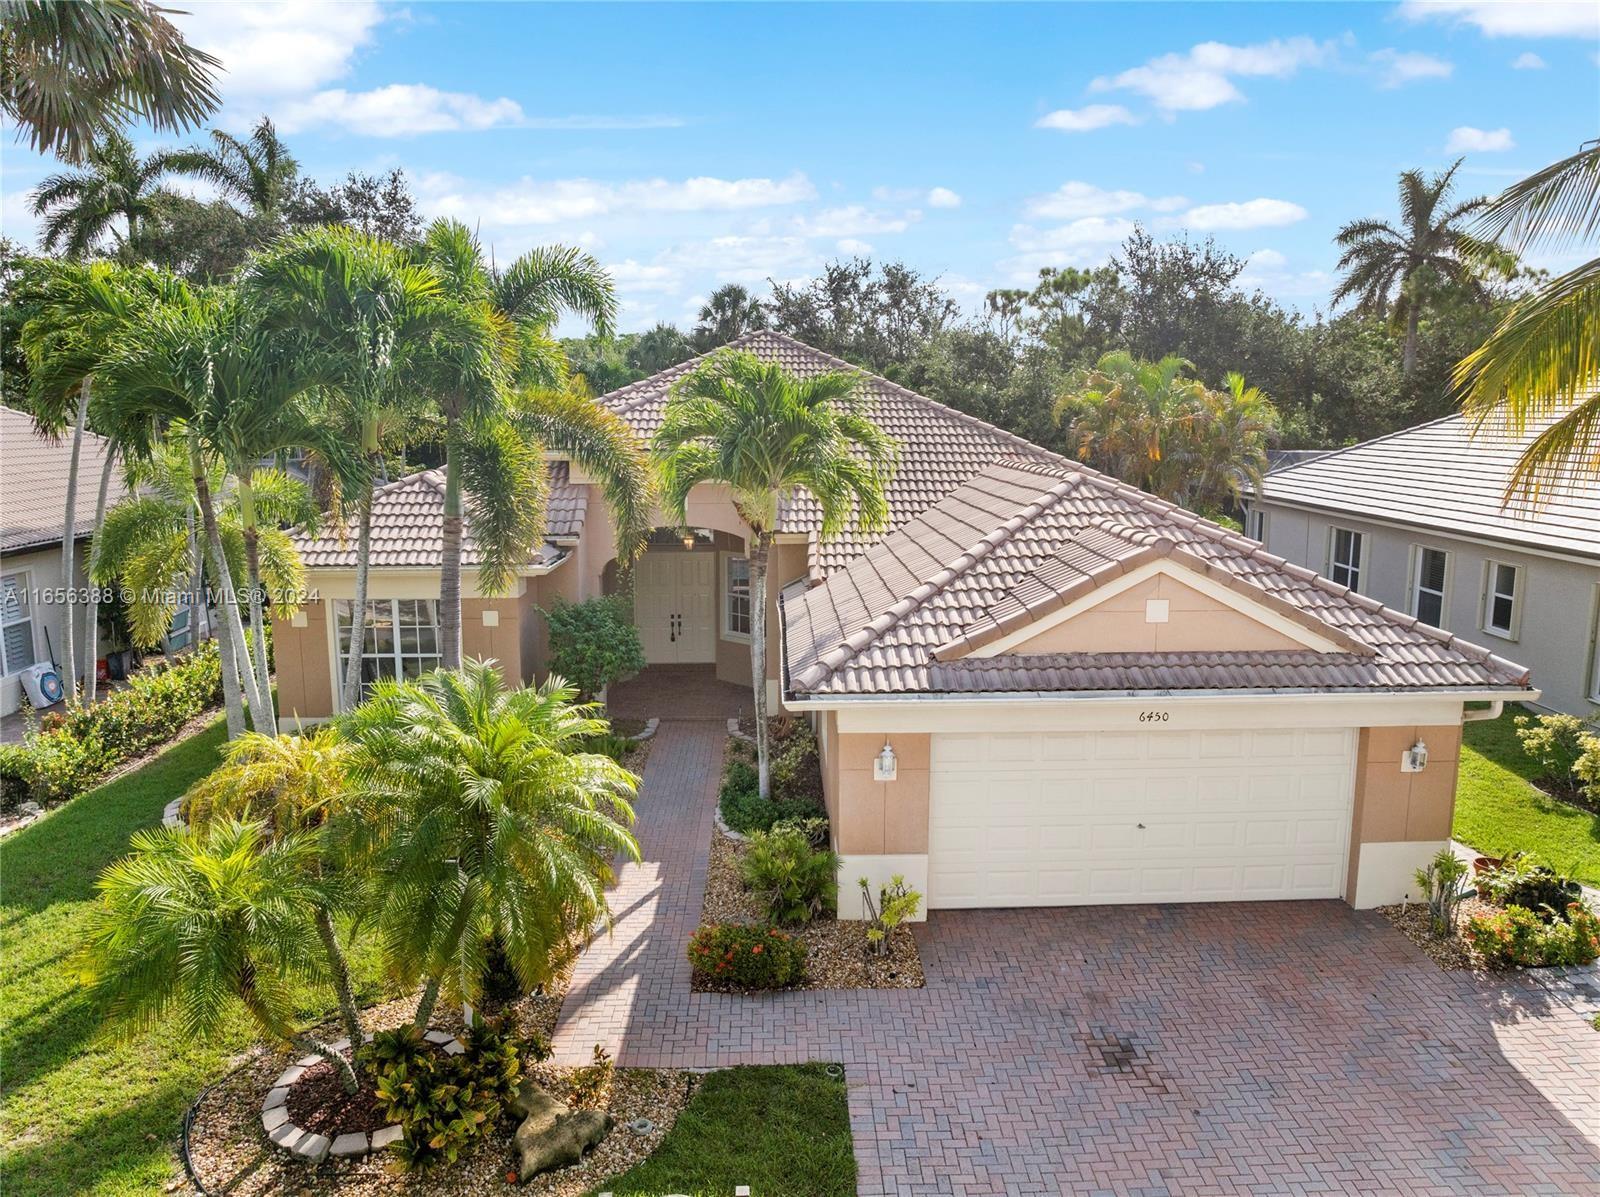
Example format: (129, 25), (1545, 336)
(687, 923), (806, 989)
(1514, 711), (1596, 797)
(543, 597), (645, 700)
(1467, 903), (1600, 967)
(577, 730), (636, 763)
(771, 815), (830, 849)
(859, 875), (923, 956)
(770, 723), (823, 806)
(563, 1045), (613, 1109)
(1413, 848), (1469, 936)
(1480, 854), (1582, 921)
(740, 825), (840, 926)
(719, 738), (827, 835)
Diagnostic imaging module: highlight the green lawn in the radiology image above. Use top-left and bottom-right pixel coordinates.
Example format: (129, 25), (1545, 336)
(592, 1064), (856, 1197)
(1456, 705), (1600, 885)
(0, 719), (388, 1197)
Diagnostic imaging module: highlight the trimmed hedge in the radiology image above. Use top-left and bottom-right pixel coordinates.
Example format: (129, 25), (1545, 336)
(0, 644), (223, 809)
(687, 923), (806, 989)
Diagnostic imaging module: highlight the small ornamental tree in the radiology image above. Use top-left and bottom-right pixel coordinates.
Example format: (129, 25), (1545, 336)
(543, 595), (645, 700)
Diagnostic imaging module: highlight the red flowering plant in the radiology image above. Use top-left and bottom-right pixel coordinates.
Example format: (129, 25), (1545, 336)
(687, 923), (806, 988)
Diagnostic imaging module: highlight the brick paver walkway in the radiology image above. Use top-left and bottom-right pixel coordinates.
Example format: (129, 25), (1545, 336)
(554, 719), (1600, 1195)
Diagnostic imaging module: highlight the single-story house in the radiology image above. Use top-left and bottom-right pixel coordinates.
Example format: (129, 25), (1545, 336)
(0, 405), (132, 718)
(271, 333), (1536, 916)
(1245, 410), (1599, 716)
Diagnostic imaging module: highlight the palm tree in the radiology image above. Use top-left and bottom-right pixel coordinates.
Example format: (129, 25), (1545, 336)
(692, 283), (767, 351)
(340, 661), (640, 1028)
(412, 220), (642, 668)
(1456, 140), (1600, 504)
(182, 727), (367, 1056)
(1333, 160), (1489, 377)
(1053, 351), (1185, 489)
(655, 351), (895, 797)
(160, 116), (300, 223)
(29, 130), (194, 259)
(81, 819), (361, 1092)
(0, 0), (219, 163)
(244, 226), (463, 710)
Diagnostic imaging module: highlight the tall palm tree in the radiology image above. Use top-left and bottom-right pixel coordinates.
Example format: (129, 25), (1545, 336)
(1332, 159), (1489, 377)
(0, 0), (219, 163)
(1457, 140), (1600, 504)
(655, 351), (895, 797)
(412, 219), (647, 667)
(160, 116), (299, 223)
(692, 283), (767, 351)
(82, 819), (362, 1092)
(340, 661), (640, 1029)
(29, 130), (193, 259)
(244, 226), (464, 710)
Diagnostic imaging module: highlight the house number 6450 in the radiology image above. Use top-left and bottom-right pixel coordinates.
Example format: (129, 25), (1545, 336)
(1138, 710), (1170, 723)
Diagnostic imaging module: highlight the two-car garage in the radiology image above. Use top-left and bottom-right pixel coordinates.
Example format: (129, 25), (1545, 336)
(926, 726), (1356, 908)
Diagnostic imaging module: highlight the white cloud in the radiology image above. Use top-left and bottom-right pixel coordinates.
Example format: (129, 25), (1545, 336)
(1025, 181), (1186, 220)
(1034, 104), (1140, 132)
(836, 238), (874, 255)
(607, 259), (682, 293)
(926, 187), (963, 209)
(1370, 48), (1454, 87)
(1010, 217), (1138, 251)
(1180, 198), (1308, 230)
(791, 205), (918, 237)
(170, 0), (383, 98)
(1247, 248), (1289, 269)
(1446, 125), (1516, 152)
(1511, 52), (1547, 69)
(1400, 1), (1599, 38)
(658, 234), (818, 283)
(421, 172), (817, 226)
(276, 84), (524, 135)
(1090, 37), (1338, 112)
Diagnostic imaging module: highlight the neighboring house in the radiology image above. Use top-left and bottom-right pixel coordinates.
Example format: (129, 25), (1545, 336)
(0, 405), (131, 717)
(270, 333), (1536, 918)
(1246, 412), (1600, 716)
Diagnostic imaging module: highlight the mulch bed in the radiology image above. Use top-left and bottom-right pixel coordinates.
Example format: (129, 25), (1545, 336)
(284, 1061), (389, 1137)
(1378, 896), (1503, 971)
(698, 829), (924, 992)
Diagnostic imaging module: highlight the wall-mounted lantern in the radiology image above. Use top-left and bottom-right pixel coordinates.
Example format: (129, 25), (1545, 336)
(1401, 739), (1428, 773)
(874, 740), (897, 782)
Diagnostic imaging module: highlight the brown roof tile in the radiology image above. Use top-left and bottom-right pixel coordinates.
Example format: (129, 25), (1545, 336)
(2, 406), (132, 552)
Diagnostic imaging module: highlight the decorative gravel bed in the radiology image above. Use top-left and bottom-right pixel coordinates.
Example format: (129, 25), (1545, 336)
(699, 829), (924, 991)
(1378, 896), (1502, 971)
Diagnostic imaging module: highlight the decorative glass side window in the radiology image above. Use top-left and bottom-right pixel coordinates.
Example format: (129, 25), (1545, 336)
(0, 572), (35, 675)
(1484, 561), (1519, 638)
(1411, 547), (1448, 628)
(725, 556), (751, 638)
(1329, 527), (1363, 591)
(335, 598), (441, 699)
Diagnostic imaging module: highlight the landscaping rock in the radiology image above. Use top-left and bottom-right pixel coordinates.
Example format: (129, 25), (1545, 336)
(511, 1078), (569, 1128)
(329, 1131), (369, 1158)
(514, 1106), (613, 1180)
(370, 1124), (403, 1150)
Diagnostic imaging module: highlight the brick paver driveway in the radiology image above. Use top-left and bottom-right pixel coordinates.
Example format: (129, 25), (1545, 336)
(555, 720), (1600, 1195)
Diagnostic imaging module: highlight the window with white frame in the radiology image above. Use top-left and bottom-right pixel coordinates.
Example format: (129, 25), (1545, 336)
(0, 572), (36, 675)
(1328, 527), (1363, 591)
(1245, 506), (1267, 542)
(724, 555), (751, 639)
(1410, 546), (1448, 628)
(1482, 560), (1520, 638)
(334, 598), (441, 698)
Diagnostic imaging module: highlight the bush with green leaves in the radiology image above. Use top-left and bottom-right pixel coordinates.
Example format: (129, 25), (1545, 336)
(719, 732), (828, 835)
(1514, 711), (1598, 799)
(1480, 854), (1583, 921)
(1413, 847), (1469, 936)
(687, 923), (807, 988)
(859, 874), (923, 956)
(542, 596), (645, 699)
(1466, 903), (1600, 967)
(739, 824), (840, 926)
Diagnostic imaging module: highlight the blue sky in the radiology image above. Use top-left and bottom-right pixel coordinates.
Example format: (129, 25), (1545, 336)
(3, 1), (1596, 332)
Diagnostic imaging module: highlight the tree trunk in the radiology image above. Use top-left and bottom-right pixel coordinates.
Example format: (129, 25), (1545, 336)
(439, 423), (463, 670)
(82, 441), (117, 704)
(212, 586), (245, 739)
(191, 446), (267, 735)
(413, 882), (475, 1030)
(341, 490), (374, 711)
(59, 379), (91, 704)
(188, 514), (210, 643)
(235, 474), (278, 736)
(313, 906), (365, 1049)
(748, 533), (772, 800)
(241, 966), (359, 1094)
(1402, 308), (1419, 377)
(290, 1033), (360, 1096)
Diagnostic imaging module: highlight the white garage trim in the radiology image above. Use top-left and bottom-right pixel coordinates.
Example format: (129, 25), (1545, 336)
(927, 726), (1356, 909)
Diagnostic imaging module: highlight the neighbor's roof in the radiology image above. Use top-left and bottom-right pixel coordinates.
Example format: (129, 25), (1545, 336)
(290, 460), (582, 571)
(782, 457), (1532, 699)
(1255, 408), (1600, 560)
(600, 330), (1064, 577)
(1, 405), (131, 554)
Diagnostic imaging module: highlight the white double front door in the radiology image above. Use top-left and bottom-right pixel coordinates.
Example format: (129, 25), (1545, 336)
(634, 551), (716, 664)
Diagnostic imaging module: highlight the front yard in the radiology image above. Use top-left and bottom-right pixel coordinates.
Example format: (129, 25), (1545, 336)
(1456, 705), (1600, 885)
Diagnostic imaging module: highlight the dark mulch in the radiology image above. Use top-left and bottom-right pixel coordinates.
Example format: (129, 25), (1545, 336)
(1531, 775), (1600, 816)
(284, 1060), (389, 1136)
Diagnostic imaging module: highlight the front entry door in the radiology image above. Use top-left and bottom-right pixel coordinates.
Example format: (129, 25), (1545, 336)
(635, 551), (716, 664)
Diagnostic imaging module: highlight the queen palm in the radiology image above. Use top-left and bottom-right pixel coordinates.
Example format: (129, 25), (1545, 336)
(412, 219), (648, 666)
(655, 351), (895, 797)
(81, 819), (361, 1092)
(340, 661), (640, 1028)
(29, 130), (194, 259)
(1456, 140), (1600, 504)
(1053, 351), (1191, 489)
(1332, 160), (1489, 377)
(1, 0), (219, 163)
(161, 116), (299, 223)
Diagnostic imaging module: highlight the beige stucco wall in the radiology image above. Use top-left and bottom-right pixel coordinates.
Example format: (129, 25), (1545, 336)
(273, 600), (335, 724)
(1345, 722), (1462, 905)
(1005, 572), (1307, 654)
(831, 731), (930, 856)
(462, 595), (525, 682)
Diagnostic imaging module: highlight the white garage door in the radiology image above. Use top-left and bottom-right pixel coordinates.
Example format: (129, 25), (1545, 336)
(928, 727), (1354, 908)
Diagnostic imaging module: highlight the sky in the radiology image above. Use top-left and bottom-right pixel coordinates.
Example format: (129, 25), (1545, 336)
(2, 1), (1597, 334)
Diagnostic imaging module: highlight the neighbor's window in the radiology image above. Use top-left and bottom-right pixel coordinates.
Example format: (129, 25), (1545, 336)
(1483, 561), (1520, 638)
(1245, 507), (1268, 542)
(335, 598), (441, 700)
(724, 555), (751, 638)
(1410, 546), (1448, 628)
(0, 572), (36, 676)
(1328, 527), (1363, 591)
